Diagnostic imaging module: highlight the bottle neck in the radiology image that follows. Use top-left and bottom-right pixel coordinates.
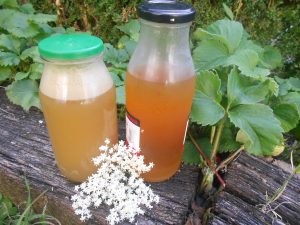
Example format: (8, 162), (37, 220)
(128, 19), (194, 82)
(138, 19), (191, 53)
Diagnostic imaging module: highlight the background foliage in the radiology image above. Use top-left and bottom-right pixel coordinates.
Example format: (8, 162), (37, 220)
(29, 0), (300, 78)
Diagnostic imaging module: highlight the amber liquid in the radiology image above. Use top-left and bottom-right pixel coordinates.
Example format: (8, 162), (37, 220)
(40, 87), (118, 182)
(126, 72), (195, 182)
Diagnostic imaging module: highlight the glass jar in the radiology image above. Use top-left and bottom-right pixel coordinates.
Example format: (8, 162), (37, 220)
(125, 1), (196, 182)
(38, 34), (118, 182)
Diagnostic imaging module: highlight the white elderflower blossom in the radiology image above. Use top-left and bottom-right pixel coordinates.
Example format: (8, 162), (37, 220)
(71, 139), (159, 225)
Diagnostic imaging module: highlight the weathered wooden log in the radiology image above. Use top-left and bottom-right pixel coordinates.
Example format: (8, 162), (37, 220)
(0, 89), (199, 225)
(208, 152), (300, 225)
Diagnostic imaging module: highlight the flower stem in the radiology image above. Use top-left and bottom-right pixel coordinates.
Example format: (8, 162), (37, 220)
(210, 126), (216, 144)
(188, 132), (226, 188)
(216, 146), (244, 171)
(210, 116), (226, 163)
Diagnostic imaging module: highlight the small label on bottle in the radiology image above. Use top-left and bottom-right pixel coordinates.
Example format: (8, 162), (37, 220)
(126, 110), (140, 150)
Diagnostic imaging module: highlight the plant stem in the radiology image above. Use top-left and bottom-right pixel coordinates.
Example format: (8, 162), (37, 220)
(188, 132), (226, 188)
(210, 116), (226, 163)
(216, 146), (244, 171)
(210, 126), (216, 144)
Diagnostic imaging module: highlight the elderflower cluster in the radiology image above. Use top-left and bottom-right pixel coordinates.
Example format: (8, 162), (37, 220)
(71, 139), (159, 225)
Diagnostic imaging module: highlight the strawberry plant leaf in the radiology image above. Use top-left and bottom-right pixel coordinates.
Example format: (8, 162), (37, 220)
(0, 66), (11, 83)
(191, 71), (225, 125)
(279, 92), (300, 114)
(182, 138), (212, 165)
(193, 39), (229, 71)
(28, 14), (57, 24)
(15, 71), (29, 80)
(196, 71), (222, 102)
(195, 19), (244, 53)
(228, 104), (283, 156)
(116, 20), (140, 41)
(182, 141), (200, 165)
(20, 3), (35, 14)
(288, 77), (300, 92)
(6, 79), (40, 111)
(0, 51), (20, 66)
(20, 46), (40, 62)
(227, 67), (274, 107)
(219, 121), (240, 153)
(116, 85), (125, 105)
(0, 0), (18, 8)
(273, 103), (299, 132)
(227, 49), (270, 77)
(29, 63), (43, 80)
(0, 9), (40, 38)
(259, 46), (282, 69)
(0, 34), (21, 54)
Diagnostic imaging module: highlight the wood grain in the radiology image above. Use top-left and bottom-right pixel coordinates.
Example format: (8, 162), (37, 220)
(0, 89), (199, 225)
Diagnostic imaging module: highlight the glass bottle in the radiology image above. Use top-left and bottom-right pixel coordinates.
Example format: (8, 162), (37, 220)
(38, 34), (118, 182)
(126, 1), (196, 182)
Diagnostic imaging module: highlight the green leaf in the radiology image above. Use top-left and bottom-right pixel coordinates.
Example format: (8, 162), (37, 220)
(259, 46), (282, 69)
(182, 141), (200, 165)
(273, 103), (299, 132)
(110, 71), (124, 87)
(227, 49), (270, 78)
(219, 121), (240, 153)
(28, 14), (57, 24)
(193, 39), (229, 71)
(236, 129), (251, 146)
(6, 79), (40, 111)
(116, 20), (140, 41)
(279, 92), (300, 115)
(227, 67), (273, 107)
(104, 43), (129, 64)
(0, 9), (40, 38)
(0, 34), (21, 54)
(288, 77), (300, 92)
(0, 51), (20, 66)
(195, 71), (222, 102)
(20, 46), (40, 62)
(15, 72), (29, 80)
(191, 71), (225, 125)
(0, 66), (11, 82)
(20, 3), (35, 14)
(228, 104), (283, 156)
(182, 138), (212, 165)
(116, 85), (125, 105)
(29, 63), (43, 80)
(203, 19), (244, 52)
(0, 0), (18, 8)
(222, 3), (234, 20)
(124, 39), (137, 56)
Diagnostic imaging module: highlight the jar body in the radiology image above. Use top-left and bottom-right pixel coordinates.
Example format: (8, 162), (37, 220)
(40, 56), (118, 182)
(126, 20), (195, 182)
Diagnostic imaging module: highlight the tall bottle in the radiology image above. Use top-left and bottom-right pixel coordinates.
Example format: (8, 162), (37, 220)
(125, 1), (196, 182)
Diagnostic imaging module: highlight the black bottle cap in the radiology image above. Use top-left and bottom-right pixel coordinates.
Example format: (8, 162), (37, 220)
(137, 0), (196, 24)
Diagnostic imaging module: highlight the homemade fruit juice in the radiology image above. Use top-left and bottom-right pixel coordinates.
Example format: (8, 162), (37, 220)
(126, 68), (195, 182)
(40, 62), (118, 182)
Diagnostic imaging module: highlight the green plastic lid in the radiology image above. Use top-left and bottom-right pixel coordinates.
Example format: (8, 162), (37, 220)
(38, 33), (104, 60)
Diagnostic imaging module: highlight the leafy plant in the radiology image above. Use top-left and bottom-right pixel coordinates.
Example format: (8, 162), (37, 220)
(183, 5), (300, 191)
(0, 0), (74, 111)
(0, 178), (60, 225)
(103, 19), (140, 106)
